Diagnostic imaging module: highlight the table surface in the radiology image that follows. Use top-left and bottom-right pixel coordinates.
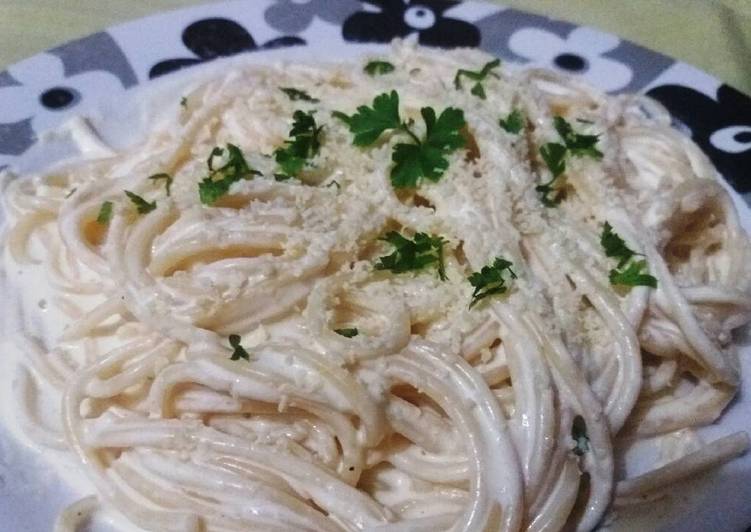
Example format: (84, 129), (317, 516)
(0, 0), (750, 95)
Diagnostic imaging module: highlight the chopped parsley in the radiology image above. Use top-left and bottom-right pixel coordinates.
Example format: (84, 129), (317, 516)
(364, 60), (395, 76)
(180, 96), (187, 108)
(228, 334), (251, 361)
(498, 109), (525, 134)
(553, 116), (603, 159)
(274, 173), (293, 181)
(198, 144), (260, 205)
(280, 87), (319, 103)
(391, 107), (466, 188)
(124, 191), (156, 214)
(571, 415), (589, 456)
(274, 110), (323, 177)
(333, 90), (401, 146)
(453, 59), (501, 100)
(375, 231), (447, 280)
(600, 222), (657, 288)
(536, 117), (603, 206)
(96, 201), (113, 225)
(468, 257), (516, 308)
(334, 328), (359, 338)
(536, 142), (568, 206)
(335, 91), (465, 188)
(148, 172), (173, 196)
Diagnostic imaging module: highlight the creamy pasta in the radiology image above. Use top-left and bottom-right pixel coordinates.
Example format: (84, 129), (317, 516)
(2, 41), (750, 532)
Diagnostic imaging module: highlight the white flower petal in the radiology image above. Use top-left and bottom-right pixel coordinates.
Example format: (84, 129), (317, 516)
(0, 85), (38, 123)
(7, 53), (66, 90)
(567, 27), (620, 55)
(584, 57), (633, 93)
(508, 28), (562, 64)
(30, 71), (125, 136)
(64, 71), (124, 102)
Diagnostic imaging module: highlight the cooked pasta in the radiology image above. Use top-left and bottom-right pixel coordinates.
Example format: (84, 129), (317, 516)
(2, 41), (750, 532)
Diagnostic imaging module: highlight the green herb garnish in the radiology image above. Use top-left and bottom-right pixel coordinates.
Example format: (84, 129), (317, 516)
(553, 116), (603, 159)
(335, 91), (465, 188)
(148, 173), (173, 196)
(468, 257), (516, 308)
(228, 334), (251, 361)
(498, 109), (525, 134)
(535, 117), (603, 206)
(280, 87), (319, 103)
(536, 142), (568, 206)
(198, 144), (260, 205)
(364, 60), (395, 76)
(96, 201), (113, 225)
(333, 90), (401, 146)
(454, 59), (501, 100)
(391, 106), (466, 189)
(334, 328), (359, 338)
(375, 231), (447, 280)
(600, 222), (657, 288)
(572, 415), (589, 456)
(180, 96), (187, 108)
(124, 191), (156, 214)
(273, 110), (323, 177)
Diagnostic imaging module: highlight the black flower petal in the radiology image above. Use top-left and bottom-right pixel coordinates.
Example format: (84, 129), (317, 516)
(183, 18), (256, 59)
(647, 83), (751, 193)
(149, 18), (305, 78)
(342, 0), (479, 48)
(419, 17), (480, 48)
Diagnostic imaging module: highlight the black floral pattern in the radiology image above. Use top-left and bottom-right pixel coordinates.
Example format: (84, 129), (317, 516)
(342, 0), (480, 48)
(648, 84), (751, 193)
(150, 18), (305, 78)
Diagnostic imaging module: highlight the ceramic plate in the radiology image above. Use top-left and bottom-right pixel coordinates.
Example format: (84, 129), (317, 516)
(1, 1), (750, 531)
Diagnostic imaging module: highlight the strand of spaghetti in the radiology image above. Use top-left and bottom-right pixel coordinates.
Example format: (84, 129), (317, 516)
(614, 431), (750, 505)
(490, 304), (556, 505)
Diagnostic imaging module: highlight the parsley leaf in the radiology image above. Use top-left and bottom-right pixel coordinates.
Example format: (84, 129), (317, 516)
(609, 260), (658, 288)
(600, 222), (635, 268)
(600, 223), (657, 288)
(274, 110), (324, 177)
(553, 116), (603, 159)
(375, 231), (447, 280)
(336, 92), (465, 188)
(280, 87), (319, 103)
(499, 109), (525, 134)
(335, 91), (401, 146)
(454, 59), (501, 100)
(571, 415), (589, 456)
(391, 106), (466, 188)
(334, 328), (359, 338)
(364, 60), (395, 76)
(468, 257), (516, 308)
(540, 142), (567, 178)
(148, 173), (173, 196)
(228, 334), (251, 361)
(199, 144), (261, 205)
(124, 191), (156, 214)
(535, 118), (603, 206)
(536, 142), (568, 206)
(96, 201), (113, 225)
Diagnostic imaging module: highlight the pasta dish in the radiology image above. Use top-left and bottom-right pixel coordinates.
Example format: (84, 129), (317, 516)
(2, 42), (750, 531)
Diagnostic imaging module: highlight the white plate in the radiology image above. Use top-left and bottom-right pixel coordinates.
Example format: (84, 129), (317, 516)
(1, 1), (750, 530)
